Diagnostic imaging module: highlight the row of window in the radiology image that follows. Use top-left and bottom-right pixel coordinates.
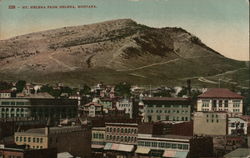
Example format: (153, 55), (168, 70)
(16, 136), (43, 143)
(0, 108), (27, 112)
(147, 115), (189, 121)
(206, 119), (219, 123)
(147, 109), (189, 114)
(0, 101), (30, 106)
(138, 141), (189, 150)
(147, 105), (189, 108)
(106, 127), (137, 134)
(106, 135), (137, 142)
(92, 133), (105, 139)
(230, 123), (244, 128)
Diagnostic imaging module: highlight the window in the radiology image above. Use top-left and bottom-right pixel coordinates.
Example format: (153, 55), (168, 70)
(28, 137), (31, 142)
(157, 115), (161, 120)
(40, 138), (43, 143)
(183, 144), (189, 150)
(202, 100), (210, 107)
(33, 138), (36, 142)
(233, 100), (240, 107)
(224, 100), (228, 107)
(219, 100), (223, 107)
(37, 138), (39, 143)
(20, 137), (23, 142)
(178, 144), (183, 149)
(172, 144), (177, 149)
(16, 137), (19, 142)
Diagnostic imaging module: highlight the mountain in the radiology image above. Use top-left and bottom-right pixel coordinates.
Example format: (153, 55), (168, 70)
(0, 19), (249, 87)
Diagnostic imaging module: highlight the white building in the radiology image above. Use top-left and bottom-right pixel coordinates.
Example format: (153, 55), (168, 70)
(228, 117), (250, 135)
(116, 98), (133, 119)
(197, 88), (244, 116)
(0, 90), (11, 98)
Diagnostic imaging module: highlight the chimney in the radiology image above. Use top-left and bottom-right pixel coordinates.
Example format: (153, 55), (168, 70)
(187, 79), (191, 97)
(45, 126), (50, 136)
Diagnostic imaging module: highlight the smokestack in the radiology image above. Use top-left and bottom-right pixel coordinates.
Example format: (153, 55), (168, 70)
(187, 79), (191, 97)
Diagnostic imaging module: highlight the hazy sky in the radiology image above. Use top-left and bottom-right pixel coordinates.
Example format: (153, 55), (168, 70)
(0, 0), (249, 61)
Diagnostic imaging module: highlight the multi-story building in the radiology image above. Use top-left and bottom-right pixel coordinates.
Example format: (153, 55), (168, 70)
(91, 127), (106, 158)
(136, 134), (213, 158)
(143, 97), (192, 122)
(194, 112), (228, 136)
(103, 123), (138, 158)
(81, 101), (103, 118)
(197, 88), (244, 116)
(105, 123), (138, 145)
(116, 98), (133, 119)
(14, 126), (91, 157)
(0, 98), (77, 119)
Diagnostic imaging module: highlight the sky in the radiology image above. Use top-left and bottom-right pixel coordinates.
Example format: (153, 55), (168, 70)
(0, 0), (249, 61)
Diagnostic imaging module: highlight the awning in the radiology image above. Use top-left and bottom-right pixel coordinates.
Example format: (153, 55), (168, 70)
(103, 143), (134, 152)
(117, 144), (134, 152)
(104, 143), (113, 150)
(135, 147), (150, 154)
(91, 144), (104, 149)
(163, 150), (188, 158)
(150, 149), (164, 157)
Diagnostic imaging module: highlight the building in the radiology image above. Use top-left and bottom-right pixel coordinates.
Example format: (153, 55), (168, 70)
(81, 101), (103, 118)
(0, 98), (78, 119)
(228, 117), (249, 135)
(136, 134), (213, 158)
(194, 112), (228, 136)
(197, 88), (244, 116)
(91, 127), (105, 158)
(14, 126), (91, 157)
(103, 123), (138, 158)
(116, 98), (133, 119)
(0, 90), (12, 98)
(143, 97), (192, 122)
(0, 144), (57, 158)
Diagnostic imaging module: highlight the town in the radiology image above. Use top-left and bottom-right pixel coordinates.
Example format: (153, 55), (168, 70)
(0, 80), (249, 158)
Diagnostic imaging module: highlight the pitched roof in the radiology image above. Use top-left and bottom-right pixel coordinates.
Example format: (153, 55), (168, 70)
(198, 88), (244, 99)
(0, 90), (12, 93)
(84, 102), (102, 107)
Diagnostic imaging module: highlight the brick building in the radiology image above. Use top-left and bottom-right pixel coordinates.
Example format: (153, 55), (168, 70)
(14, 126), (91, 157)
(143, 97), (192, 122)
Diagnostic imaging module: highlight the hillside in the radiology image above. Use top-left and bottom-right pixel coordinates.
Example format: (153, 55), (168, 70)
(0, 19), (248, 87)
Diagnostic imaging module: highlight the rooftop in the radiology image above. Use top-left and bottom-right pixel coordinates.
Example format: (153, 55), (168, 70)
(143, 97), (189, 101)
(198, 88), (244, 99)
(0, 90), (12, 93)
(16, 126), (83, 135)
(105, 122), (138, 126)
(138, 134), (191, 141)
